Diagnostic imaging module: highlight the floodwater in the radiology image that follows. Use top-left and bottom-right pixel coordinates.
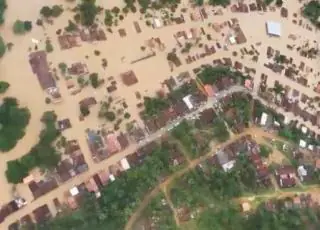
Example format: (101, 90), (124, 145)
(0, 0), (319, 228)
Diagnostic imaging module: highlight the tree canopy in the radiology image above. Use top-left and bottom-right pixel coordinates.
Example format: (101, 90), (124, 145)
(303, 0), (320, 28)
(0, 97), (30, 152)
(0, 0), (7, 24)
(5, 111), (61, 183)
(79, 0), (99, 26)
(0, 81), (9, 93)
(0, 35), (6, 58)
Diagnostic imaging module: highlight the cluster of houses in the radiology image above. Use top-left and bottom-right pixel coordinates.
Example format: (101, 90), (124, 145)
(58, 27), (107, 50)
(86, 130), (130, 162)
(6, 139), (186, 229)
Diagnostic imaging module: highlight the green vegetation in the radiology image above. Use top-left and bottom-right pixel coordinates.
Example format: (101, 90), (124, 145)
(259, 144), (272, 158)
(5, 111), (60, 184)
(303, 0), (320, 28)
(79, 0), (99, 27)
(208, 0), (230, 7)
(89, 73), (102, 88)
(58, 62), (67, 75)
(197, 66), (249, 85)
(13, 20), (32, 34)
(37, 145), (180, 229)
(143, 96), (170, 117)
(65, 20), (78, 32)
(80, 104), (90, 117)
(221, 93), (251, 131)
(212, 118), (230, 142)
(0, 81), (9, 93)
(135, 192), (178, 230)
(104, 9), (113, 26)
(0, 98), (30, 152)
(45, 39), (54, 53)
(40, 5), (63, 18)
(171, 120), (214, 159)
(105, 111), (116, 122)
(0, 0), (7, 24)
(0, 35), (6, 58)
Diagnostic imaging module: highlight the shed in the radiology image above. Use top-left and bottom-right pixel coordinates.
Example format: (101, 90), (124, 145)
(121, 70), (138, 86)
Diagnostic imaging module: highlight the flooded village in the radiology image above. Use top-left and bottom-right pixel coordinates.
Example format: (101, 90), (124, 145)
(0, 0), (320, 229)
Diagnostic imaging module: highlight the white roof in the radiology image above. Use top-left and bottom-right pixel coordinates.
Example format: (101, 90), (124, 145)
(229, 36), (236, 44)
(299, 139), (307, 148)
(308, 145), (314, 151)
(120, 158), (131, 170)
(109, 174), (115, 181)
(298, 166), (307, 176)
(183, 95), (194, 110)
(153, 18), (162, 28)
(69, 187), (79, 196)
(284, 116), (290, 125)
(260, 112), (268, 126)
(266, 21), (281, 36)
(301, 126), (308, 134)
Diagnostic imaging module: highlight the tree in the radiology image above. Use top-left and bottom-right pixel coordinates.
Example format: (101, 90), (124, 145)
(259, 144), (272, 158)
(275, 0), (283, 7)
(303, 1), (320, 27)
(104, 9), (113, 26)
(45, 40), (54, 53)
(51, 5), (63, 17)
(105, 111), (116, 121)
(65, 20), (78, 32)
(23, 21), (32, 31)
(13, 20), (25, 34)
(208, 0), (230, 7)
(0, 97), (30, 152)
(89, 73), (99, 88)
(111, 6), (120, 14)
(124, 112), (131, 119)
(0, 35), (5, 58)
(0, 0), (7, 25)
(40, 6), (53, 17)
(79, 0), (98, 26)
(58, 62), (67, 74)
(0, 81), (9, 93)
(41, 111), (57, 124)
(6, 160), (28, 184)
(80, 105), (90, 117)
(194, 0), (204, 6)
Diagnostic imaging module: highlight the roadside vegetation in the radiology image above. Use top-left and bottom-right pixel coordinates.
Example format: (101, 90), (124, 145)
(0, 35), (6, 58)
(6, 111), (61, 184)
(0, 97), (30, 152)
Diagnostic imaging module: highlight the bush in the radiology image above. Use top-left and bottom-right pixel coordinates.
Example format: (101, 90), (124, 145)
(40, 6), (53, 17)
(0, 97), (30, 152)
(112, 6), (120, 14)
(105, 111), (116, 121)
(51, 5), (63, 17)
(45, 40), (54, 53)
(0, 35), (5, 58)
(6, 160), (28, 184)
(24, 21), (32, 31)
(124, 112), (131, 119)
(259, 144), (272, 158)
(65, 20), (77, 32)
(0, 0), (7, 25)
(13, 20), (25, 34)
(89, 73), (99, 88)
(0, 81), (9, 93)
(80, 105), (90, 117)
(58, 62), (67, 74)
